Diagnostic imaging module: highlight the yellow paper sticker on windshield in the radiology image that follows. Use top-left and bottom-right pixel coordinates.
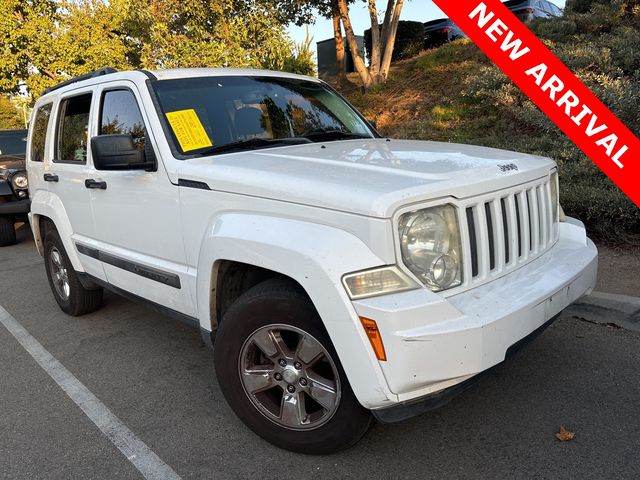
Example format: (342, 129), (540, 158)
(165, 109), (212, 152)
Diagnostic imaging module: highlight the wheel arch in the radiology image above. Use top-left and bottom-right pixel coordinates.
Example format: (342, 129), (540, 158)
(29, 190), (83, 270)
(197, 213), (386, 331)
(211, 260), (306, 332)
(197, 213), (396, 408)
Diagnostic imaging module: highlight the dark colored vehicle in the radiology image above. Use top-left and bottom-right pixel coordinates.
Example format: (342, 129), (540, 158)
(424, 18), (467, 49)
(504, 0), (563, 22)
(0, 129), (29, 246)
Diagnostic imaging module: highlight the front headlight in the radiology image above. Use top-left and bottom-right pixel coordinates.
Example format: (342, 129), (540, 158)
(12, 172), (28, 190)
(399, 204), (463, 292)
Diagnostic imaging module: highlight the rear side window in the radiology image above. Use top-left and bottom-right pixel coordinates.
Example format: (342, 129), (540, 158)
(56, 93), (92, 163)
(30, 104), (52, 162)
(99, 89), (146, 150)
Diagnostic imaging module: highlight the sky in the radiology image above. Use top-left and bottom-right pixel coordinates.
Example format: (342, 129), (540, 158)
(288, 0), (567, 52)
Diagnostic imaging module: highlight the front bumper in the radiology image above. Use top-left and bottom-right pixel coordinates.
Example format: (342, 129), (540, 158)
(372, 312), (561, 423)
(352, 218), (597, 412)
(0, 198), (30, 215)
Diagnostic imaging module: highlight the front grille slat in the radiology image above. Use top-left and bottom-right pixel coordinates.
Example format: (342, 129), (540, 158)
(484, 202), (496, 272)
(466, 207), (479, 279)
(506, 194), (519, 267)
(537, 185), (548, 249)
(528, 188), (540, 254)
(544, 181), (554, 246)
(474, 204), (491, 279)
(456, 178), (556, 292)
(517, 191), (530, 259)
(490, 199), (506, 273)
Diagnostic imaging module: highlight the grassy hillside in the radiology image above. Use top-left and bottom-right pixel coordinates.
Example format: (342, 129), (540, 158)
(340, 0), (640, 243)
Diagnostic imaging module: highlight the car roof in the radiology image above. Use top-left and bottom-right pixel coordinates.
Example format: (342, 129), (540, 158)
(38, 68), (322, 100)
(503, 0), (532, 7)
(149, 68), (321, 83)
(424, 18), (454, 27)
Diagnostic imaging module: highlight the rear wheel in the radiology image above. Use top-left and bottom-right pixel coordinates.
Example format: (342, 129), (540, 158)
(0, 215), (16, 247)
(43, 226), (103, 316)
(214, 278), (372, 454)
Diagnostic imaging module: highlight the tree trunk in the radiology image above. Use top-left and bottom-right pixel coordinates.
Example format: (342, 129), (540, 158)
(332, 6), (346, 87)
(379, 0), (404, 80)
(367, 0), (382, 81)
(379, 0), (395, 58)
(337, 0), (372, 88)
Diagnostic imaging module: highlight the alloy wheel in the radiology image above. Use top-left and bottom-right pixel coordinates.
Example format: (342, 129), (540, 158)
(49, 246), (70, 301)
(238, 324), (341, 431)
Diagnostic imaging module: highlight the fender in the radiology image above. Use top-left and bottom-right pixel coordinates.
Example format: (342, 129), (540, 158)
(0, 181), (12, 196)
(196, 213), (399, 408)
(29, 189), (84, 271)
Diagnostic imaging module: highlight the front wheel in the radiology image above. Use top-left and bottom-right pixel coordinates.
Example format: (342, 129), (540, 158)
(0, 215), (16, 246)
(214, 278), (372, 454)
(43, 226), (103, 316)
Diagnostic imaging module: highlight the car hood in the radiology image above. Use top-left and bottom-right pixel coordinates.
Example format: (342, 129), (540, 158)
(170, 139), (555, 218)
(0, 155), (26, 173)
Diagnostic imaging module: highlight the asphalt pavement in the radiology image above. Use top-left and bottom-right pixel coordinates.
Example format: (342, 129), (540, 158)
(1, 224), (640, 479)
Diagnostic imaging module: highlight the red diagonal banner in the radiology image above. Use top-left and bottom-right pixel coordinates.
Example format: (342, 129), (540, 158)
(432, 0), (640, 208)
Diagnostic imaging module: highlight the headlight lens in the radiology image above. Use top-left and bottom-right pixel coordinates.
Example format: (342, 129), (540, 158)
(550, 170), (559, 223)
(399, 204), (463, 292)
(12, 173), (28, 190)
(343, 266), (419, 300)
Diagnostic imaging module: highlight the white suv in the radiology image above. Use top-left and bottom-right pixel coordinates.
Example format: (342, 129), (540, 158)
(26, 68), (597, 454)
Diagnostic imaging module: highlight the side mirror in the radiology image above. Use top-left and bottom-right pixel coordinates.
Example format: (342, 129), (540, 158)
(91, 134), (156, 171)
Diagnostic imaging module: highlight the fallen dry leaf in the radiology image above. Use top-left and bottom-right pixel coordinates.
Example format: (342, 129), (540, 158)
(555, 426), (576, 442)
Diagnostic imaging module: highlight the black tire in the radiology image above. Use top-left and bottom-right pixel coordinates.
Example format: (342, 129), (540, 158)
(43, 226), (103, 316)
(214, 278), (372, 454)
(0, 215), (16, 247)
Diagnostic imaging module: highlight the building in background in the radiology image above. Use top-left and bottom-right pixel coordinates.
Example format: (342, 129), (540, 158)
(316, 36), (364, 81)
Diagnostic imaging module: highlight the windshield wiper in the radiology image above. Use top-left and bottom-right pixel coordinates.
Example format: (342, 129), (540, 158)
(301, 129), (371, 142)
(198, 137), (312, 156)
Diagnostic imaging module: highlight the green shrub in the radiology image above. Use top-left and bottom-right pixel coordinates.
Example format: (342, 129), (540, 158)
(282, 36), (316, 77)
(415, 39), (486, 70)
(458, 0), (640, 241)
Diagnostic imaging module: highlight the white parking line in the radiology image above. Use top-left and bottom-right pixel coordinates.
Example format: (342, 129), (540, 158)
(0, 305), (182, 480)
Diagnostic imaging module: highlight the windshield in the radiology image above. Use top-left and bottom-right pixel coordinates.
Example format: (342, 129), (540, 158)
(0, 131), (27, 156)
(151, 76), (375, 157)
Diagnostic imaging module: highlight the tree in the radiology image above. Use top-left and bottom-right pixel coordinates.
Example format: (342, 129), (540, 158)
(127, 0), (312, 72)
(0, 0), (314, 97)
(332, 5), (347, 87)
(313, 0), (351, 87)
(0, 95), (24, 129)
(0, 0), (135, 95)
(337, 0), (405, 88)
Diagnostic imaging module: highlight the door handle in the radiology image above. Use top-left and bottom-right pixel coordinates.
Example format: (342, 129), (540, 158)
(85, 179), (107, 190)
(43, 173), (59, 182)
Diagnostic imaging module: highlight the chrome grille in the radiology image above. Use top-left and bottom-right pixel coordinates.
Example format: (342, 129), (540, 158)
(461, 177), (558, 287)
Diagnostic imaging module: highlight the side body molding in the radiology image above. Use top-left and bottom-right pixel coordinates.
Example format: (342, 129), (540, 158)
(196, 213), (398, 407)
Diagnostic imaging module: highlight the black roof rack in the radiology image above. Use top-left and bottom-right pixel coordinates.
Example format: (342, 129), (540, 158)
(43, 67), (118, 95)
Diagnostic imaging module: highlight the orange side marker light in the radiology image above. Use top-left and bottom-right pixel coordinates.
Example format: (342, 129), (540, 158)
(360, 317), (387, 361)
